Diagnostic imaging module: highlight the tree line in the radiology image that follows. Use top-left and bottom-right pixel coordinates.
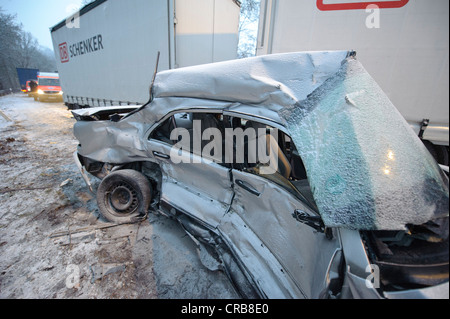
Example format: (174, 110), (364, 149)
(0, 7), (57, 91)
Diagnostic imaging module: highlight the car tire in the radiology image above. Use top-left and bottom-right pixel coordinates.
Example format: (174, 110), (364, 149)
(96, 169), (152, 224)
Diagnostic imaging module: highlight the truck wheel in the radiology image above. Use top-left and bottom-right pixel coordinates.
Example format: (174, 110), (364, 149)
(96, 169), (152, 223)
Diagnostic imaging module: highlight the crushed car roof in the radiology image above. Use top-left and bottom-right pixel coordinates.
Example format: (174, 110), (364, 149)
(153, 51), (350, 106)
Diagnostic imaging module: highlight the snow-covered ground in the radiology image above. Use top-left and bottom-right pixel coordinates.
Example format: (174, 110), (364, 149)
(0, 93), (238, 299)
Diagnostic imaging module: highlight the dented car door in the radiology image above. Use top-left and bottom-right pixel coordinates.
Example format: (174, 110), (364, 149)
(146, 111), (234, 228)
(227, 167), (341, 298)
(218, 116), (342, 298)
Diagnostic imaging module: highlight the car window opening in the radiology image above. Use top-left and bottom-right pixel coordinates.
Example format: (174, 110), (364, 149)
(229, 117), (317, 209)
(150, 112), (317, 209)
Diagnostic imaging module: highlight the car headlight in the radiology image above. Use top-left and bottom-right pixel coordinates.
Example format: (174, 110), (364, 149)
(37, 89), (44, 94)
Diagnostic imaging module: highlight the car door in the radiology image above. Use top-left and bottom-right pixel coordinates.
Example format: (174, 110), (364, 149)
(146, 111), (234, 228)
(221, 116), (342, 298)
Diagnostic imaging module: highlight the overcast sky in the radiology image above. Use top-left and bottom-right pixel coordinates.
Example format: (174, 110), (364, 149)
(1, 0), (84, 50)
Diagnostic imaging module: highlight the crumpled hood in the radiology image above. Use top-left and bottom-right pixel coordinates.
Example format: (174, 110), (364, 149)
(279, 57), (449, 230)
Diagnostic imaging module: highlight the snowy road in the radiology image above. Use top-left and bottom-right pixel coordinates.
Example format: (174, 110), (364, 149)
(0, 93), (238, 299)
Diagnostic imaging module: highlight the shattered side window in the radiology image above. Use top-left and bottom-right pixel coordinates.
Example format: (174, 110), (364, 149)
(151, 112), (228, 166)
(150, 115), (176, 145)
(191, 112), (225, 164)
(228, 116), (317, 207)
(279, 58), (449, 230)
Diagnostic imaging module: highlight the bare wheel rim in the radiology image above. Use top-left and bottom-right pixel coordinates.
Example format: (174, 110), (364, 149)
(106, 181), (139, 215)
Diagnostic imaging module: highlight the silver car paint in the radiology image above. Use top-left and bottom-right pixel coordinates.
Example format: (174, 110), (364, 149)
(72, 51), (449, 298)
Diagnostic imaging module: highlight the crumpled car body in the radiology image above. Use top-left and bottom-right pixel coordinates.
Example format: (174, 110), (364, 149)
(72, 51), (449, 299)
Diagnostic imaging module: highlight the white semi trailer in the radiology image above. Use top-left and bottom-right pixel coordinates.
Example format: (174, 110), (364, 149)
(50, 0), (240, 109)
(256, 0), (449, 165)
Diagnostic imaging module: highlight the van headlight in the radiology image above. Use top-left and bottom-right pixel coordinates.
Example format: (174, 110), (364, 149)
(59, 91), (63, 95)
(37, 89), (44, 94)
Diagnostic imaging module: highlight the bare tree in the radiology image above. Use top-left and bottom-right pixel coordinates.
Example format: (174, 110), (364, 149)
(18, 32), (39, 68)
(0, 7), (57, 91)
(32, 46), (57, 72)
(237, 0), (261, 58)
(0, 9), (22, 90)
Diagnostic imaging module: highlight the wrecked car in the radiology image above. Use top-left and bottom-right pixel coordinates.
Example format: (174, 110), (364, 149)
(71, 51), (449, 299)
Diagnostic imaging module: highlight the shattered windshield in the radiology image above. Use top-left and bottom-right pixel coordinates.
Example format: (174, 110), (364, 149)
(279, 58), (449, 230)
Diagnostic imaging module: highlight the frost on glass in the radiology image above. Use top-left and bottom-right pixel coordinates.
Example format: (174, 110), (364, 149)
(279, 58), (449, 230)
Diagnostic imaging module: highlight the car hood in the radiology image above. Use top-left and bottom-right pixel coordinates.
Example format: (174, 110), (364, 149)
(279, 57), (449, 230)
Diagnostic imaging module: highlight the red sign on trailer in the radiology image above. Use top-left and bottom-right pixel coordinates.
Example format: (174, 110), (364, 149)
(316, 0), (409, 11)
(59, 42), (69, 63)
